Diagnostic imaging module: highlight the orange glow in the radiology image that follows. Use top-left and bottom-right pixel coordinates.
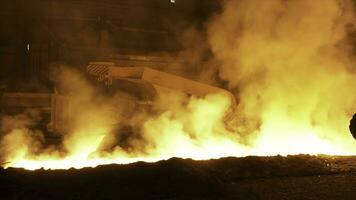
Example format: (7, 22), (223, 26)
(1, 0), (356, 170)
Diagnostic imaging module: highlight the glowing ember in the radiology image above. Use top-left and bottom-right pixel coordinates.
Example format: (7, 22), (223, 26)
(1, 0), (356, 170)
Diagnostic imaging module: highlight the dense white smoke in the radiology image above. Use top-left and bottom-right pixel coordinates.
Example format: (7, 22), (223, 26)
(1, 0), (356, 170)
(207, 0), (356, 153)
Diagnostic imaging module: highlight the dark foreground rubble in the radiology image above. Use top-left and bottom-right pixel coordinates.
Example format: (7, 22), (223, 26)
(1, 155), (356, 200)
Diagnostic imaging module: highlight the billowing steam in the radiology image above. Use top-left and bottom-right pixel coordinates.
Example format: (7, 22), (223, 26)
(207, 0), (356, 155)
(0, 67), (246, 170)
(1, 0), (356, 170)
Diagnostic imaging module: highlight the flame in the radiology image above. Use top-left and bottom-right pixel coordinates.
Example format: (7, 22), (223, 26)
(206, 0), (356, 155)
(1, 91), (253, 170)
(1, 0), (356, 170)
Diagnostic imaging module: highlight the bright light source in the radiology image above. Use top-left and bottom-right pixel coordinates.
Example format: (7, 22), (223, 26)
(170, 0), (175, 3)
(27, 43), (30, 51)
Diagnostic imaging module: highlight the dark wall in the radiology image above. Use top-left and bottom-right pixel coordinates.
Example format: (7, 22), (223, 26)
(0, 0), (220, 92)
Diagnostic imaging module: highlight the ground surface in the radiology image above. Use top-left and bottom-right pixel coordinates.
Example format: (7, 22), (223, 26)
(1, 155), (356, 200)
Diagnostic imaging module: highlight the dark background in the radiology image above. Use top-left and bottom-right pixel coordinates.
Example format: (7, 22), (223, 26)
(0, 0), (220, 92)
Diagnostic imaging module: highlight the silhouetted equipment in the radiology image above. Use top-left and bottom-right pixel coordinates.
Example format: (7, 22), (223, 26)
(0, 93), (51, 113)
(87, 62), (233, 97)
(86, 62), (237, 131)
(350, 113), (356, 139)
(0, 61), (237, 134)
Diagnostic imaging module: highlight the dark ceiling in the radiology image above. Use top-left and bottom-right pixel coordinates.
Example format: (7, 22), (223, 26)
(0, 0), (220, 91)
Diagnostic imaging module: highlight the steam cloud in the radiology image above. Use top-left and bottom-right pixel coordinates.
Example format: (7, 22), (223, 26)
(207, 0), (356, 153)
(1, 0), (356, 170)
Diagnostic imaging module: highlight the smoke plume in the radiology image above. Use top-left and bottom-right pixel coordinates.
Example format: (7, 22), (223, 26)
(1, 0), (356, 170)
(207, 0), (356, 154)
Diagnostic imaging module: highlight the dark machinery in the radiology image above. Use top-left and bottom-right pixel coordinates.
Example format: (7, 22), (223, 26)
(351, 113), (356, 139)
(0, 60), (237, 136)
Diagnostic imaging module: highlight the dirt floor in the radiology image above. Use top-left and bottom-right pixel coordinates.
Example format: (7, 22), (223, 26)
(1, 155), (356, 200)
